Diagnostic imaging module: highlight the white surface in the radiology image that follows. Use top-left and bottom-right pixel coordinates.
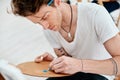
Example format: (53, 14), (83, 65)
(0, 59), (26, 80)
(0, 0), (55, 80)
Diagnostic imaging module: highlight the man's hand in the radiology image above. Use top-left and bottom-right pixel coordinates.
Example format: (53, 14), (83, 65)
(35, 52), (54, 63)
(49, 56), (82, 74)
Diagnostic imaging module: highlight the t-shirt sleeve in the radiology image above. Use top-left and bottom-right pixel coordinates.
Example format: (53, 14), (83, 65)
(43, 30), (61, 48)
(94, 5), (119, 43)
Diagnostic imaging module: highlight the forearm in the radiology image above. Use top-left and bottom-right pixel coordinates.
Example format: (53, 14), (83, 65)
(82, 56), (120, 75)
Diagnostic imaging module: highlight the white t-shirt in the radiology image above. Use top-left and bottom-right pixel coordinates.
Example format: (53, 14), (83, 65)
(44, 3), (119, 80)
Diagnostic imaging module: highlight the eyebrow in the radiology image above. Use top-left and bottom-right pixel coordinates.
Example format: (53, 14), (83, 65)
(33, 11), (50, 20)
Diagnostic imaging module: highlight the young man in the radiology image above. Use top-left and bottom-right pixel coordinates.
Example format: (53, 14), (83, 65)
(11, 0), (120, 80)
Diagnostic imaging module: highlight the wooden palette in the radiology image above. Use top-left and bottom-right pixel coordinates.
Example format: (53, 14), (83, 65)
(17, 61), (69, 77)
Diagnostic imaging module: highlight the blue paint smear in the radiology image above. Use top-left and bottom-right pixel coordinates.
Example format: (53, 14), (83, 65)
(43, 70), (48, 72)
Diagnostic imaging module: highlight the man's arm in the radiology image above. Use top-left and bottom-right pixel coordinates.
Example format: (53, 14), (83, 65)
(50, 34), (120, 76)
(83, 34), (120, 75)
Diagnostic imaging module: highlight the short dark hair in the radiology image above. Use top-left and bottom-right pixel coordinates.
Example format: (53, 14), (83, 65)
(11, 0), (51, 17)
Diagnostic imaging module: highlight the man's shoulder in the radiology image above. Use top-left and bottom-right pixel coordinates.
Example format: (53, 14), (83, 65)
(78, 2), (102, 11)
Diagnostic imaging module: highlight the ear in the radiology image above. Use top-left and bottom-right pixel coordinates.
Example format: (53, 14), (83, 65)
(54, 0), (61, 7)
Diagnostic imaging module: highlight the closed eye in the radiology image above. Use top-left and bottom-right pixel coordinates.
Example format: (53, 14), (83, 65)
(41, 11), (50, 20)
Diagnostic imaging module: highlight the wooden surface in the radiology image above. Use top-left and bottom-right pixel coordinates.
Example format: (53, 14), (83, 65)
(115, 75), (120, 80)
(17, 61), (69, 77)
(0, 74), (5, 80)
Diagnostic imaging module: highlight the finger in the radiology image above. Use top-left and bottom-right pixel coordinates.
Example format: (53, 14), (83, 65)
(34, 52), (48, 62)
(43, 52), (54, 61)
(54, 67), (65, 73)
(35, 52), (54, 63)
(35, 56), (43, 63)
(51, 61), (64, 71)
(49, 57), (63, 69)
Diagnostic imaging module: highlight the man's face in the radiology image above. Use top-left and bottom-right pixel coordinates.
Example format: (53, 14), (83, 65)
(27, 4), (62, 31)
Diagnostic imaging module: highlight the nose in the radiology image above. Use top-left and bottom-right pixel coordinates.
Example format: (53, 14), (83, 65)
(40, 21), (49, 30)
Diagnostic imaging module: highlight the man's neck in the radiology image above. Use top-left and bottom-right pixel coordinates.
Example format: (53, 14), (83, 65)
(60, 3), (77, 29)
